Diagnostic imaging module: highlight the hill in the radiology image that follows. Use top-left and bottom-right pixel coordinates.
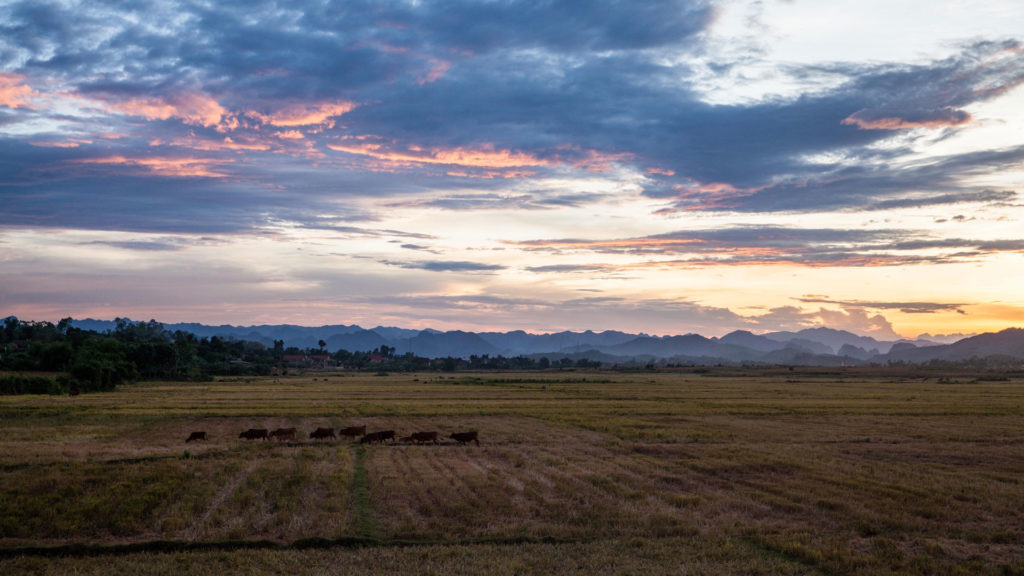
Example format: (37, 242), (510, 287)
(63, 318), (1024, 366)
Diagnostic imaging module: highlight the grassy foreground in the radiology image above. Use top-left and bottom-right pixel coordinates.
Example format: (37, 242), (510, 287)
(1, 369), (1022, 574)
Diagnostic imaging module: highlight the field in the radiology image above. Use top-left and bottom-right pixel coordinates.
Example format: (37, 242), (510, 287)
(1, 368), (1022, 575)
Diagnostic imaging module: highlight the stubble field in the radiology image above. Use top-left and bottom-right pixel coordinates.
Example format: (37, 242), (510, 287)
(1, 368), (1022, 575)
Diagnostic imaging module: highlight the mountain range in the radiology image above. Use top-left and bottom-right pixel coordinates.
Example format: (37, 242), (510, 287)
(67, 319), (1024, 366)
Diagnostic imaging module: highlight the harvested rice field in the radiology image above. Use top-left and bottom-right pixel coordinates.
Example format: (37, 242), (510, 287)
(1, 369), (1022, 574)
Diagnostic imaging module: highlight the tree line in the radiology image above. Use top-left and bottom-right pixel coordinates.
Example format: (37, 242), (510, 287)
(1, 317), (602, 395)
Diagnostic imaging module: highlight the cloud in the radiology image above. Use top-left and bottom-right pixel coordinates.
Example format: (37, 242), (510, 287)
(386, 191), (611, 211)
(511, 225), (1024, 268)
(379, 259), (506, 272)
(841, 107), (972, 130)
(389, 0), (715, 54)
(359, 291), (913, 338)
(738, 305), (903, 340)
(3, 1), (1021, 235)
(524, 264), (613, 274)
(79, 239), (187, 252)
(796, 297), (968, 315)
(815, 307), (902, 341)
(76, 155), (230, 178)
(102, 91), (228, 128)
(248, 101), (357, 127)
(328, 140), (553, 171)
(0, 73), (34, 108)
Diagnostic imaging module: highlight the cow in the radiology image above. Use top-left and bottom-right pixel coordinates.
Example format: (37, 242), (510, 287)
(185, 431), (207, 443)
(360, 430), (396, 444)
(338, 425), (367, 439)
(411, 431), (439, 444)
(309, 427), (336, 440)
(239, 428), (269, 441)
(269, 427), (297, 441)
(449, 431), (479, 446)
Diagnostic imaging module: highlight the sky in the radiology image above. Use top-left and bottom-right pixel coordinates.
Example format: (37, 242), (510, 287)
(2, 0), (1023, 340)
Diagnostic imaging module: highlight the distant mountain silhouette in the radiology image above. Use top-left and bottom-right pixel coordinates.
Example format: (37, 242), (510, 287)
(399, 330), (500, 358)
(67, 318), (1023, 366)
(326, 329), (390, 353)
(478, 329), (636, 355)
(718, 330), (787, 352)
(763, 327), (888, 354)
(883, 328), (1024, 363)
(604, 334), (762, 362)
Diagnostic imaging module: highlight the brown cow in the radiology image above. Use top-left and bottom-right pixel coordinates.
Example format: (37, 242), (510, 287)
(185, 431), (207, 443)
(449, 431), (479, 446)
(360, 430), (396, 444)
(309, 427), (336, 440)
(338, 425), (366, 439)
(239, 428), (269, 441)
(269, 427), (297, 441)
(411, 431), (439, 444)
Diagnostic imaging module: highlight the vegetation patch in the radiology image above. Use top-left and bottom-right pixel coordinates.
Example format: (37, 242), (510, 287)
(0, 371), (1021, 574)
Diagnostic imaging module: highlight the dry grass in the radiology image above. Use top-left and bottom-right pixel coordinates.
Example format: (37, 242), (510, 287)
(0, 369), (1022, 574)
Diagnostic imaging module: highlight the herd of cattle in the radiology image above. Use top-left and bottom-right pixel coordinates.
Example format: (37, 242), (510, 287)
(184, 426), (479, 446)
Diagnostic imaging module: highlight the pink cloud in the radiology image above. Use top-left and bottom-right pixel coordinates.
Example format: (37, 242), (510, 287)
(328, 137), (629, 176)
(30, 138), (92, 148)
(0, 73), (35, 108)
(105, 91), (227, 128)
(841, 107), (972, 130)
(328, 140), (552, 170)
(249, 101), (358, 127)
(418, 59), (452, 85)
(78, 155), (229, 178)
(154, 136), (272, 152)
(653, 179), (760, 213)
(554, 146), (633, 172)
(646, 167), (675, 176)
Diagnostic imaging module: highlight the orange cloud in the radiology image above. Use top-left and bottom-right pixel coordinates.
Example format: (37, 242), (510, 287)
(275, 130), (306, 139)
(328, 138), (629, 177)
(78, 155), (229, 178)
(106, 91), (227, 127)
(328, 140), (553, 170)
(841, 107), (972, 130)
(0, 73), (35, 108)
(250, 101), (358, 127)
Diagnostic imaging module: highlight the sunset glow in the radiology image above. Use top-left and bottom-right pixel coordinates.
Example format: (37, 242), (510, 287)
(2, 0), (1024, 339)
